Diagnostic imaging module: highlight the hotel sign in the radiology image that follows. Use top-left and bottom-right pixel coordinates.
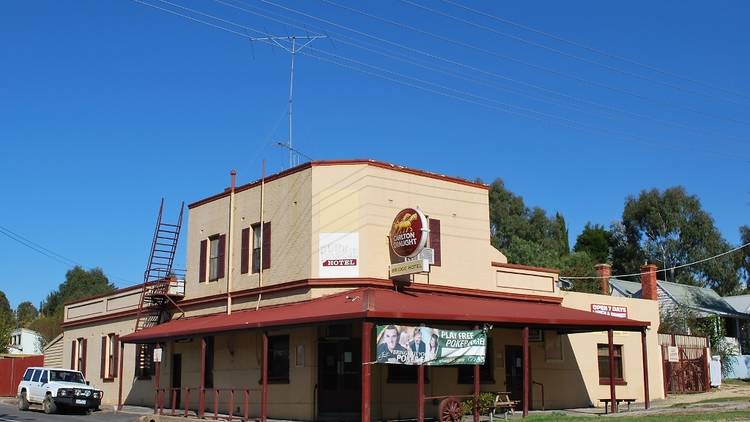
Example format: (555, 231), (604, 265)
(389, 259), (429, 277)
(591, 303), (628, 319)
(389, 208), (429, 258)
(320, 233), (360, 277)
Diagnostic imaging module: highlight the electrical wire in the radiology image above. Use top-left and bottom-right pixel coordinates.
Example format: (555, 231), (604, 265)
(218, 0), (749, 146)
(560, 242), (750, 280)
(438, 0), (750, 102)
(131, 0), (750, 162)
(397, 0), (747, 106)
(293, 0), (750, 127)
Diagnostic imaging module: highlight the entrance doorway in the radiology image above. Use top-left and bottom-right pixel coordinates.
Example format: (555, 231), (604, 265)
(317, 338), (361, 420)
(171, 353), (182, 408)
(505, 346), (528, 408)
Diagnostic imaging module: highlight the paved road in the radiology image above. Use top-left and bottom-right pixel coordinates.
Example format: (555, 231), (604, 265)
(0, 402), (138, 422)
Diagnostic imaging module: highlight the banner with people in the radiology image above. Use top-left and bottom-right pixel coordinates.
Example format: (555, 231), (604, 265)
(375, 325), (486, 365)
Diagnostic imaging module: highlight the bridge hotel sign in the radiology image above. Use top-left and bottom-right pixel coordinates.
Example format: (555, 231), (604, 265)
(389, 208), (431, 277)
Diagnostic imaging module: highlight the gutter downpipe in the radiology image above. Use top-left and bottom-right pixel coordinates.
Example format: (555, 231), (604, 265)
(256, 161), (265, 311)
(227, 170), (237, 315)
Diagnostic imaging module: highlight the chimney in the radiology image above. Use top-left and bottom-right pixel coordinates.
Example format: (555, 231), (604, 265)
(595, 264), (611, 295)
(640, 264), (658, 300)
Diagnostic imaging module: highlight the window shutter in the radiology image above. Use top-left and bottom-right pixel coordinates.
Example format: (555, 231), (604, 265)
(100, 336), (107, 379)
(240, 228), (250, 274)
(81, 338), (88, 377)
(71, 341), (76, 370)
(262, 222), (271, 270)
(199, 239), (207, 282)
(217, 234), (226, 279)
(429, 219), (441, 266)
(112, 335), (120, 378)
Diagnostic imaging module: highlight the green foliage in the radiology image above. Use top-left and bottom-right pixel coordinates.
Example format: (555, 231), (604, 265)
(460, 392), (497, 416)
(15, 301), (38, 328)
(0, 291), (14, 353)
(558, 251), (600, 293)
(612, 187), (740, 295)
(574, 223), (612, 264)
(740, 226), (750, 286)
(40, 266), (115, 318)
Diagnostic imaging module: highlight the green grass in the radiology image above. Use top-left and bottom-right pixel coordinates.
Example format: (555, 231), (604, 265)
(522, 409), (750, 421)
(722, 378), (750, 386)
(669, 397), (750, 407)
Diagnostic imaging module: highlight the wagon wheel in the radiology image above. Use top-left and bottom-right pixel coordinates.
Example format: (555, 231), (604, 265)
(439, 397), (463, 422)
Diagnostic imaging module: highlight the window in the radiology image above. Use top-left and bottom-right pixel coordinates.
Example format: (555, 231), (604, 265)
(268, 335), (289, 383)
(458, 338), (494, 384)
(31, 370), (41, 382)
(22, 369), (33, 381)
(77, 338), (85, 373)
(387, 365), (430, 384)
(597, 344), (624, 384)
(40, 371), (48, 384)
(101, 334), (119, 380)
(204, 336), (214, 388)
(135, 344), (155, 379)
(72, 338), (87, 376)
(209, 236), (221, 281)
(252, 224), (262, 274)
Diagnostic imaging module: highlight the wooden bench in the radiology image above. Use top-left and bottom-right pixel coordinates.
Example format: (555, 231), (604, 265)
(599, 398), (636, 414)
(490, 392), (520, 421)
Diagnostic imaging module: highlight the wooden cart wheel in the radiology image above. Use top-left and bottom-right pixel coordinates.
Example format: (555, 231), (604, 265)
(439, 397), (463, 422)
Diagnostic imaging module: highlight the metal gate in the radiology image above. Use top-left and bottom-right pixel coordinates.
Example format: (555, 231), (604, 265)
(0, 355), (44, 396)
(658, 333), (710, 394)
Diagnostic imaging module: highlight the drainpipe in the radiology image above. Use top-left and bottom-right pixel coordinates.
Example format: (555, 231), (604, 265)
(256, 161), (265, 311)
(227, 170), (237, 315)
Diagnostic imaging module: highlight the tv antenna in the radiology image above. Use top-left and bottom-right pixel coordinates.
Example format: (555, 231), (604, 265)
(250, 34), (326, 168)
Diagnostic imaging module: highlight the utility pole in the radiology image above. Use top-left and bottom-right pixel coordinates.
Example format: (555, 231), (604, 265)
(250, 34), (326, 168)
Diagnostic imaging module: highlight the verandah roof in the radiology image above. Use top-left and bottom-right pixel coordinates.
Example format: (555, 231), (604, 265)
(121, 287), (649, 343)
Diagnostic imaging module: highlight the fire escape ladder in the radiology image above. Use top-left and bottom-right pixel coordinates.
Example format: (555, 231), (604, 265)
(134, 199), (186, 333)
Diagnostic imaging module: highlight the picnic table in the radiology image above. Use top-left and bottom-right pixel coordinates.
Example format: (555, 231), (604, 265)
(490, 392), (520, 421)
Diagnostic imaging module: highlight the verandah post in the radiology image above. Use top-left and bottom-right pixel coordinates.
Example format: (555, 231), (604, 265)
(473, 324), (480, 422)
(199, 337), (206, 418)
(362, 321), (373, 422)
(522, 326), (529, 418)
(641, 329), (650, 409)
(118, 342), (125, 410)
(261, 332), (269, 422)
(417, 365), (425, 422)
(608, 329), (616, 414)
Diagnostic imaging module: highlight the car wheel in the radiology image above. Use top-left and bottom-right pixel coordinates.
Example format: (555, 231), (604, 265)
(18, 391), (30, 411)
(43, 395), (57, 414)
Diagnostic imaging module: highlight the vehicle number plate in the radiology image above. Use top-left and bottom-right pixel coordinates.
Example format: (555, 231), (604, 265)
(76, 399), (86, 405)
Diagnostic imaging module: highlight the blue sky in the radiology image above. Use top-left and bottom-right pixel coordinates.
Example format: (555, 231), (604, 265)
(1, 1), (748, 308)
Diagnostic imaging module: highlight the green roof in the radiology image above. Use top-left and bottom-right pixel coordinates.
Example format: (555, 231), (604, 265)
(609, 278), (744, 317)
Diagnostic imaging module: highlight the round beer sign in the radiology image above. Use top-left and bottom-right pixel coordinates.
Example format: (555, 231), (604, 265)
(389, 208), (429, 258)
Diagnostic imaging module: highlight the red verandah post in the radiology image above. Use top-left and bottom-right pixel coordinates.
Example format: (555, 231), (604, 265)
(641, 330), (650, 409)
(118, 342), (125, 410)
(362, 321), (373, 422)
(417, 365), (425, 422)
(608, 329), (617, 414)
(199, 337), (207, 418)
(261, 332), (269, 422)
(522, 326), (529, 418)
(473, 324), (480, 422)
(154, 343), (162, 415)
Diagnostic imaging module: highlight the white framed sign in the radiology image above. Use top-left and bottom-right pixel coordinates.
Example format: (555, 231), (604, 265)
(153, 347), (163, 363)
(319, 233), (359, 277)
(667, 346), (679, 363)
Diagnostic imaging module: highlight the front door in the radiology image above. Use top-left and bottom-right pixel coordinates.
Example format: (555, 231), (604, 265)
(505, 346), (526, 408)
(318, 339), (361, 419)
(171, 354), (182, 408)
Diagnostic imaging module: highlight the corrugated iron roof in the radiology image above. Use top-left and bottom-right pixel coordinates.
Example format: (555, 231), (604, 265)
(121, 288), (649, 343)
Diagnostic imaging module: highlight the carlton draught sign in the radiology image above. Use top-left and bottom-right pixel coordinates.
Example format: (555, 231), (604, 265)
(389, 208), (429, 258)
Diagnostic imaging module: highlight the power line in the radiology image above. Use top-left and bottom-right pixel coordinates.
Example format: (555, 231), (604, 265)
(560, 242), (750, 280)
(300, 0), (750, 127)
(216, 0), (749, 147)
(131, 0), (750, 162)
(438, 0), (750, 102)
(397, 0), (747, 106)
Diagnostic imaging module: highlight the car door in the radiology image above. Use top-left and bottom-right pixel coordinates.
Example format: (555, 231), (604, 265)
(38, 370), (49, 399)
(28, 370), (43, 402)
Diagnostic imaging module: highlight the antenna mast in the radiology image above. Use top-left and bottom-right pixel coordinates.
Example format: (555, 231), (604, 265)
(250, 34), (326, 168)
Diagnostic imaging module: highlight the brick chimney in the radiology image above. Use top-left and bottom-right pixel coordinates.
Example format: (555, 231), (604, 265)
(594, 263), (611, 295)
(640, 264), (658, 300)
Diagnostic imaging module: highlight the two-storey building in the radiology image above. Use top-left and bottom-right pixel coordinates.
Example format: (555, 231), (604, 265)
(58, 160), (664, 420)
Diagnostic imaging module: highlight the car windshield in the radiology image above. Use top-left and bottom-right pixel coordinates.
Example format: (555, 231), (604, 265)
(49, 370), (85, 384)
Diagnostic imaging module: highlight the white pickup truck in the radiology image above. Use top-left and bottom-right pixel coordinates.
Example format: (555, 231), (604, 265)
(17, 367), (103, 414)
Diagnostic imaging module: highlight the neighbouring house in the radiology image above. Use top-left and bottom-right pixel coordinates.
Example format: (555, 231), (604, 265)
(722, 295), (750, 379)
(43, 333), (65, 368)
(54, 160), (665, 420)
(7, 328), (44, 355)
